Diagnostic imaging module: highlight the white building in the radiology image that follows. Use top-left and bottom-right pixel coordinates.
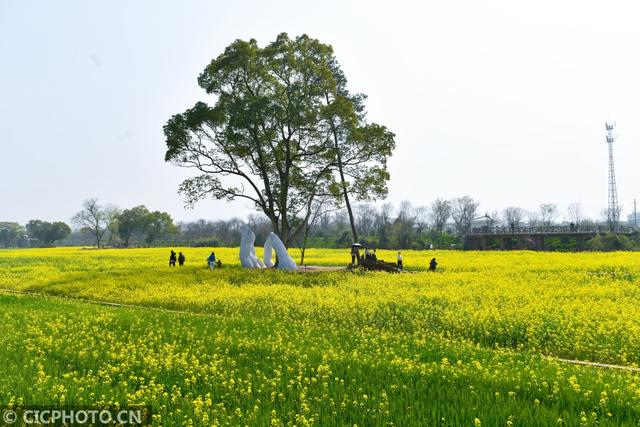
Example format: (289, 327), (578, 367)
(627, 213), (640, 227)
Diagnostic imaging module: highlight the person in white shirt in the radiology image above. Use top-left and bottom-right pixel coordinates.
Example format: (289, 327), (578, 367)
(397, 251), (403, 270)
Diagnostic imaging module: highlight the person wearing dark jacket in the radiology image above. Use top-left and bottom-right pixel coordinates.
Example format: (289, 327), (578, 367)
(178, 252), (186, 266)
(350, 246), (359, 265)
(169, 250), (177, 267)
(429, 258), (438, 272)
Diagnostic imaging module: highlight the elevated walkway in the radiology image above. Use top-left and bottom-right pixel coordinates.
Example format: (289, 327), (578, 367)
(464, 225), (637, 250)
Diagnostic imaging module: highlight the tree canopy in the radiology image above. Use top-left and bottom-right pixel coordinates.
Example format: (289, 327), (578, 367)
(143, 211), (178, 246)
(164, 33), (395, 246)
(0, 222), (25, 247)
(25, 220), (71, 245)
(117, 205), (150, 247)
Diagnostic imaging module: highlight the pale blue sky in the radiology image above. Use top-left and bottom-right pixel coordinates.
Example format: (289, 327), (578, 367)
(1, 0), (640, 224)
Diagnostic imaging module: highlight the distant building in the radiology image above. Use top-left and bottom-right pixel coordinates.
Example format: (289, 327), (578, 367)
(627, 213), (640, 227)
(470, 214), (499, 232)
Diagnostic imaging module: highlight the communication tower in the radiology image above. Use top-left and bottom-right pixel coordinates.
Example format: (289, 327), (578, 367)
(605, 122), (620, 229)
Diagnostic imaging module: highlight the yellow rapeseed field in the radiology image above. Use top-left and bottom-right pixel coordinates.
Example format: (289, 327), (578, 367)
(1, 247), (640, 425)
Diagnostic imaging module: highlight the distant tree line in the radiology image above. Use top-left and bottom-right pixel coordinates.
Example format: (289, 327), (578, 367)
(1, 197), (636, 252)
(0, 199), (178, 248)
(0, 220), (72, 247)
(69, 198), (179, 247)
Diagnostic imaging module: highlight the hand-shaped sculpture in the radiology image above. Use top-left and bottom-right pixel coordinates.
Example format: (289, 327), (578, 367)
(239, 225), (265, 269)
(239, 225), (297, 271)
(263, 232), (297, 271)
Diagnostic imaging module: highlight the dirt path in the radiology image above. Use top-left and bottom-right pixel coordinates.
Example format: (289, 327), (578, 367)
(296, 265), (347, 272)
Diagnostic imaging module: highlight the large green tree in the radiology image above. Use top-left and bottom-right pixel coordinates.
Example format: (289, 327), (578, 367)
(320, 70), (395, 243)
(117, 205), (150, 247)
(0, 222), (25, 247)
(164, 33), (394, 247)
(143, 211), (177, 246)
(26, 220), (71, 245)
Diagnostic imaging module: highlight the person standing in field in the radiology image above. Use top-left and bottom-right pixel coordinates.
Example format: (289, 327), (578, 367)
(350, 246), (358, 265)
(207, 251), (216, 270)
(429, 257), (438, 272)
(178, 251), (186, 266)
(169, 250), (177, 267)
(397, 251), (403, 270)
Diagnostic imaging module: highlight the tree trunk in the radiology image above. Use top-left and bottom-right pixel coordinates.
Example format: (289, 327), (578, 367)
(325, 93), (358, 244)
(339, 169), (358, 244)
(328, 124), (358, 243)
(281, 220), (290, 248)
(299, 223), (311, 265)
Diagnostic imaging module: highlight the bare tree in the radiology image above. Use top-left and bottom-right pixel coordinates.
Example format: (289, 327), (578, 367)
(451, 196), (479, 235)
(396, 200), (414, 221)
(395, 200), (415, 249)
(567, 202), (584, 225)
(414, 206), (429, 235)
(333, 210), (349, 232)
(503, 207), (526, 228)
(539, 203), (558, 226)
(613, 205), (623, 228)
(73, 198), (108, 247)
(488, 210), (500, 227)
(319, 212), (331, 232)
(601, 206), (624, 229)
(527, 210), (540, 227)
(429, 199), (452, 233)
(247, 214), (272, 245)
(377, 202), (394, 228)
(297, 197), (338, 264)
(375, 202), (394, 247)
(355, 203), (376, 236)
(599, 208), (609, 225)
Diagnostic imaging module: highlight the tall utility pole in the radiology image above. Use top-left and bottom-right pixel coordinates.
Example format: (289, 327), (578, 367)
(605, 122), (620, 230)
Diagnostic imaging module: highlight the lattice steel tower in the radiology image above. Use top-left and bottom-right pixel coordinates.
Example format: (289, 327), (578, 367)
(605, 122), (620, 229)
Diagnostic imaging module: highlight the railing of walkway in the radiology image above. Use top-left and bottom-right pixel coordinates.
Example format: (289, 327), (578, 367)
(467, 225), (637, 236)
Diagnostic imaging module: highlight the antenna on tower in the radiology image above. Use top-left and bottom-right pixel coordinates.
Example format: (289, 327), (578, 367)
(605, 121), (620, 230)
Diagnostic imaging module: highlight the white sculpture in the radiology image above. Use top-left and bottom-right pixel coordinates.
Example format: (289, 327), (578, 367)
(239, 225), (265, 269)
(263, 233), (274, 268)
(264, 232), (297, 271)
(239, 225), (297, 271)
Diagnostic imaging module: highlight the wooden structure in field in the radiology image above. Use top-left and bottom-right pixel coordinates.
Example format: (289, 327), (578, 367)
(350, 243), (401, 272)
